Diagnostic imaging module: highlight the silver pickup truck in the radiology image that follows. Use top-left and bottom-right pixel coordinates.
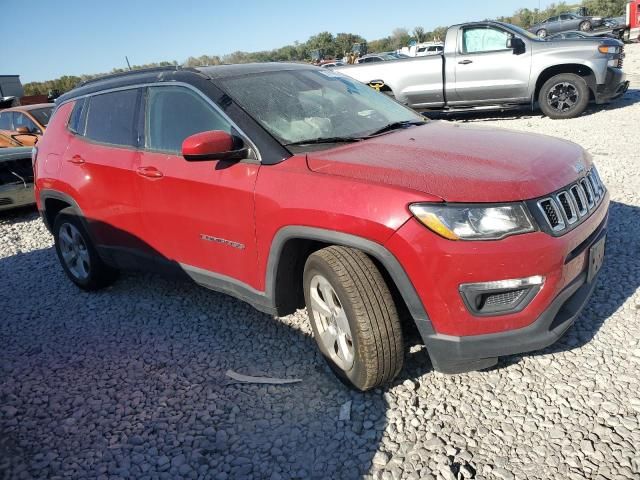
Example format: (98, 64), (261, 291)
(335, 21), (628, 119)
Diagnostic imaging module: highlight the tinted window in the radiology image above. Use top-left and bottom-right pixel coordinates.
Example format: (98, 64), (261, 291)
(68, 98), (86, 134)
(29, 106), (53, 127)
(85, 89), (139, 147)
(462, 27), (509, 53)
(0, 112), (11, 130)
(13, 113), (39, 133)
(146, 86), (231, 153)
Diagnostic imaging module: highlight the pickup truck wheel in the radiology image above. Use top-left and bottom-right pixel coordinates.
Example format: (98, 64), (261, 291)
(303, 246), (404, 391)
(536, 28), (548, 38)
(53, 207), (118, 291)
(538, 74), (589, 119)
(579, 21), (592, 31)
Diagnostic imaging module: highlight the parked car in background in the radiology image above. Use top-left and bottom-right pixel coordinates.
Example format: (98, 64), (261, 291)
(528, 13), (604, 38)
(0, 103), (54, 146)
(357, 53), (406, 63)
(320, 61), (345, 68)
(36, 65), (608, 390)
(547, 30), (621, 40)
(335, 21), (628, 119)
(0, 147), (35, 211)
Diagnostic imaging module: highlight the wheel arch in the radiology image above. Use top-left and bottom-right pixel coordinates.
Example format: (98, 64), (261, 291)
(534, 64), (597, 101)
(40, 190), (86, 232)
(265, 226), (434, 335)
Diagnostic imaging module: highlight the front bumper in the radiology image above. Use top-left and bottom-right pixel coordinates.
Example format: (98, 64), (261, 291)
(595, 67), (629, 104)
(0, 184), (35, 211)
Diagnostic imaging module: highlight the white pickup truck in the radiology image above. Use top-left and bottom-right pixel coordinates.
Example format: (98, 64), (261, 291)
(335, 21), (628, 119)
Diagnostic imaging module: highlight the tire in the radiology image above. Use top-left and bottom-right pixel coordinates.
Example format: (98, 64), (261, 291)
(303, 246), (404, 391)
(53, 207), (118, 290)
(579, 21), (592, 32)
(536, 28), (548, 38)
(538, 73), (590, 119)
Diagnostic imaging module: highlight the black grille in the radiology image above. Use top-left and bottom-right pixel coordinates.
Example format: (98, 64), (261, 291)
(483, 289), (526, 307)
(540, 199), (559, 228)
(557, 193), (575, 222)
(581, 179), (593, 205)
(571, 187), (585, 213)
(618, 45), (624, 68)
(0, 198), (13, 206)
(534, 168), (606, 235)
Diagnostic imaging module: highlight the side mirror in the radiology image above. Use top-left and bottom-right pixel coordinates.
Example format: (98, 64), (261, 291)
(15, 126), (31, 134)
(507, 37), (526, 55)
(182, 130), (249, 162)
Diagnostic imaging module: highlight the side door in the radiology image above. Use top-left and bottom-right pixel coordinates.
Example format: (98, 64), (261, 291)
(62, 88), (148, 260)
(136, 84), (260, 287)
(559, 14), (580, 32)
(451, 25), (532, 104)
(545, 16), (560, 33)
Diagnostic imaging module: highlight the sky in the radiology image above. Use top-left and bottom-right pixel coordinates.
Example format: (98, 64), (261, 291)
(3, 0), (557, 83)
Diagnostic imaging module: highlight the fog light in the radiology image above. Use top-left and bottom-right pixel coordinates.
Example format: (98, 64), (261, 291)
(459, 275), (544, 316)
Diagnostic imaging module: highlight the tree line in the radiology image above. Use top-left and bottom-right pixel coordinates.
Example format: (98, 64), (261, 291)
(23, 0), (626, 96)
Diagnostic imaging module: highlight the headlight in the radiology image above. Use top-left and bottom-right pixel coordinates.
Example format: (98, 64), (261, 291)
(409, 203), (535, 240)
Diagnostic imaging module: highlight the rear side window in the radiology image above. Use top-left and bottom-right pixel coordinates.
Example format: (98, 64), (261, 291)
(0, 112), (12, 130)
(85, 89), (139, 147)
(13, 113), (40, 133)
(145, 86), (231, 154)
(68, 98), (87, 134)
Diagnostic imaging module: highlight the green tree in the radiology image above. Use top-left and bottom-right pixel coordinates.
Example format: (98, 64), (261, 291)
(583, 0), (626, 16)
(413, 26), (426, 42)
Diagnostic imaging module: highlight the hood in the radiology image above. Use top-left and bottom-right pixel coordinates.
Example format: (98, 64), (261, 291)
(306, 121), (590, 202)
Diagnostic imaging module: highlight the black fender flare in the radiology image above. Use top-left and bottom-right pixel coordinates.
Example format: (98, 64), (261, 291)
(264, 226), (435, 335)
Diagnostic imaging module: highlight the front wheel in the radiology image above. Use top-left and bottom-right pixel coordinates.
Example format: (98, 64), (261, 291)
(536, 28), (548, 38)
(579, 21), (592, 32)
(303, 246), (404, 391)
(538, 73), (590, 119)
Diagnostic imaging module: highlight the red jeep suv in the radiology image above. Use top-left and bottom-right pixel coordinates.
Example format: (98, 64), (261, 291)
(34, 65), (609, 390)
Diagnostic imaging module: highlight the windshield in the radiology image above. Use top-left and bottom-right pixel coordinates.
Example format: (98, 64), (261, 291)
(219, 68), (425, 146)
(504, 23), (540, 41)
(29, 106), (53, 126)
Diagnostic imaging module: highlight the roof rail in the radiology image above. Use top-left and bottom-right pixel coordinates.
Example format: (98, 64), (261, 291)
(78, 65), (183, 87)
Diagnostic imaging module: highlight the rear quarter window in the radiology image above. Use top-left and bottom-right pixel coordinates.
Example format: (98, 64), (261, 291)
(85, 89), (139, 147)
(67, 98), (87, 134)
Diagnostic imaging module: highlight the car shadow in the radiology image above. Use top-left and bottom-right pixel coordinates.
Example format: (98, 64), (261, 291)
(422, 88), (640, 122)
(0, 216), (387, 479)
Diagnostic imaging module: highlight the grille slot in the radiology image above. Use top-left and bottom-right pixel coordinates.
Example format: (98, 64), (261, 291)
(538, 198), (565, 231)
(618, 45), (624, 68)
(0, 198), (13, 206)
(556, 191), (577, 224)
(482, 289), (526, 307)
(580, 179), (594, 208)
(570, 185), (587, 216)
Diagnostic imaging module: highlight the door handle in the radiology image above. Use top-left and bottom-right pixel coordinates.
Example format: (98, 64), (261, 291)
(68, 155), (85, 164)
(137, 166), (163, 178)
(458, 59), (473, 65)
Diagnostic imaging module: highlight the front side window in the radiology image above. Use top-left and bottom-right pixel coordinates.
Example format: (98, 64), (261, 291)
(13, 112), (39, 133)
(219, 69), (424, 146)
(146, 86), (232, 154)
(462, 27), (510, 53)
(85, 89), (139, 147)
(0, 112), (12, 130)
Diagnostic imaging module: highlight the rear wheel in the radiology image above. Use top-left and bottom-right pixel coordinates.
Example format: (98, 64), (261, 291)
(579, 20), (592, 32)
(536, 28), (548, 38)
(53, 207), (118, 290)
(303, 246), (404, 391)
(538, 73), (590, 119)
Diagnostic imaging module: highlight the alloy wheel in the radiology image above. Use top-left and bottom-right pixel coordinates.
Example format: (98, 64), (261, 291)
(308, 274), (355, 371)
(58, 222), (90, 280)
(547, 82), (579, 113)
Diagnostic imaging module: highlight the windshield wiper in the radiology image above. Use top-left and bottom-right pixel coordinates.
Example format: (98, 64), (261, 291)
(365, 120), (425, 137)
(284, 136), (363, 147)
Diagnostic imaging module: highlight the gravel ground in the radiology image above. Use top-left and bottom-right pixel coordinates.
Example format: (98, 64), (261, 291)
(2, 45), (640, 480)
